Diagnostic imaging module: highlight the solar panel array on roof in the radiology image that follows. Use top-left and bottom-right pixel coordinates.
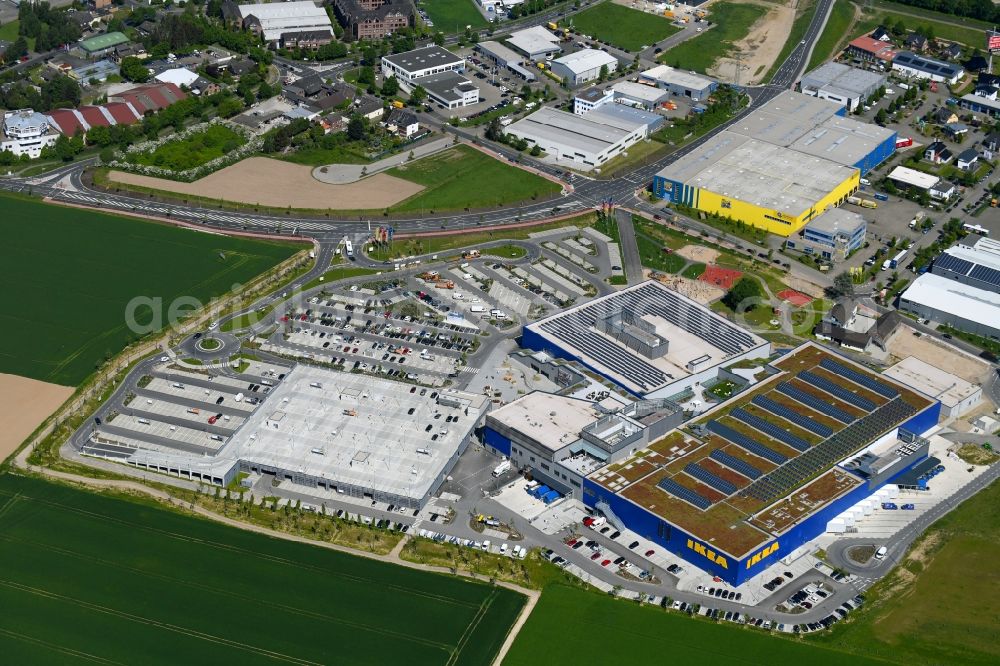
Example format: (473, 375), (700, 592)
(752, 395), (834, 437)
(819, 358), (899, 399)
(934, 253), (973, 277)
(656, 476), (713, 510)
(799, 371), (877, 411)
(740, 396), (916, 506)
(710, 448), (762, 479)
(684, 463), (737, 495)
(970, 264), (1000, 288)
(731, 408), (811, 452)
(535, 283), (759, 392)
(775, 382), (855, 424)
(706, 420), (787, 465)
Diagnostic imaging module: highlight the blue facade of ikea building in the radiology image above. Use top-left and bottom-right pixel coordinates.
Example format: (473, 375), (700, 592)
(854, 129), (897, 175)
(583, 400), (940, 586)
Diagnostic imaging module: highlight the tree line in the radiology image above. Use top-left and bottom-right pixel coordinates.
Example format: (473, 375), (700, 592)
(888, 0), (1000, 24)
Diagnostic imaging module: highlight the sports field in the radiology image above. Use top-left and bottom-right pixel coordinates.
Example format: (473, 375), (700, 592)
(386, 145), (560, 213)
(0, 195), (300, 385)
(422, 0), (488, 31)
(0, 473), (525, 665)
(570, 3), (681, 52)
(503, 585), (888, 665)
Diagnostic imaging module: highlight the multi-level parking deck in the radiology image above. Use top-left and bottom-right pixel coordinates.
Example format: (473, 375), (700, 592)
(584, 343), (937, 566)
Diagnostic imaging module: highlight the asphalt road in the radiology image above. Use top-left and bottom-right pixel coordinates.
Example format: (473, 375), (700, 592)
(615, 207), (643, 285)
(826, 461), (1000, 580)
(0, 1), (836, 249)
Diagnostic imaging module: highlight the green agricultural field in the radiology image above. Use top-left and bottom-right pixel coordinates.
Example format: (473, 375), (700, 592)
(0, 473), (525, 666)
(503, 585), (887, 666)
(659, 1), (768, 73)
(128, 124), (246, 171)
(808, 0), (856, 70)
(387, 145), (560, 213)
(571, 2), (681, 52)
(809, 477), (1000, 666)
(422, 0), (488, 31)
(0, 194), (299, 385)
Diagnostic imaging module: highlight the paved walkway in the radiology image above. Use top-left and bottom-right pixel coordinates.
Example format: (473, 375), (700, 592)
(311, 136), (455, 184)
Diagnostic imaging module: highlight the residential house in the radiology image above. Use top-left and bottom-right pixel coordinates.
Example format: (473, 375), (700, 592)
(931, 107), (958, 124)
(956, 148), (980, 171)
(924, 141), (953, 164)
(974, 84), (998, 100)
(905, 32), (929, 53)
(941, 43), (962, 60)
(942, 122), (969, 140)
(384, 107), (418, 137)
(321, 114), (347, 134)
(312, 82), (356, 111)
(966, 56), (990, 73)
(281, 29), (334, 50)
(333, 0), (414, 41)
(227, 58), (255, 78)
(113, 43), (146, 62)
(870, 26), (891, 42)
(982, 132), (1000, 159)
(192, 77), (221, 96)
(353, 93), (385, 120)
(846, 36), (897, 65)
(286, 74), (325, 97)
(137, 21), (158, 36)
(89, 0), (113, 9)
(69, 11), (104, 34)
(813, 300), (900, 353)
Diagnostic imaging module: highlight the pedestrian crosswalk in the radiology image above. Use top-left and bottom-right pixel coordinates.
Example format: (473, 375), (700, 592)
(460, 366), (479, 375)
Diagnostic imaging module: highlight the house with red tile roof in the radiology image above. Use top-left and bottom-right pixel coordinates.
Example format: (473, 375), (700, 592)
(44, 82), (187, 135)
(846, 36), (898, 64)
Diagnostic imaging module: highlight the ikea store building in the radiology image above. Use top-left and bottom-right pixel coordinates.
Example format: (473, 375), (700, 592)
(653, 91), (896, 237)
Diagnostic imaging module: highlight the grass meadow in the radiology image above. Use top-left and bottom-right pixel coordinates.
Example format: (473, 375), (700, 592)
(0, 194), (299, 385)
(658, 1), (768, 73)
(386, 145), (561, 213)
(571, 3), (682, 52)
(503, 585), (888, 666)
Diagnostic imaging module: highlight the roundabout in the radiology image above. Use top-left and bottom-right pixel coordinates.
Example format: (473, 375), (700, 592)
(180, 332), (241, 362)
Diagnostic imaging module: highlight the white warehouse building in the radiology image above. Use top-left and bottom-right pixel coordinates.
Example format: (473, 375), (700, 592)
(381, 46), (479, 107)
(550, 49), (618, 86)
(236, 1), (334, 45)
(505, 105), (649, 169)
(1, 109), (59, 159)
(799, 62), (887, 112)
(381, 45), (465, 84)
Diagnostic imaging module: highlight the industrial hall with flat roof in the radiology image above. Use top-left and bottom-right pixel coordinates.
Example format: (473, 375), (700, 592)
(653, 90), (896, 238)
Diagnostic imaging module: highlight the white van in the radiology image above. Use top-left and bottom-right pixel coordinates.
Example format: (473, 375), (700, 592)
(470, 306), (486, 313)
(874, 546), (888, 560)
(860, 178), (871, 186)
(137, 418), (151, 425)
